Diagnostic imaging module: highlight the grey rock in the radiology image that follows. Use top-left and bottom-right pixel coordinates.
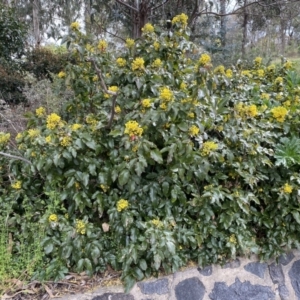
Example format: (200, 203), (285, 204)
(222, 259), (241, 269)
(244, 262), (267, 279)
(288, 259), (300, 299)
(198, 265), (213, 276)
(175, 277), (205, 300)
(138, 278), (169, 295)
(92, 293), (134, 300)
(209, 278), (275, 300)
(269, 263), (285, 285)
(279, 252), (295, 266)
(278, 284), (289, 300)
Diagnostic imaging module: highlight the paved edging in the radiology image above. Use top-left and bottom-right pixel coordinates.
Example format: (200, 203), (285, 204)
(57, 250), (300, 300)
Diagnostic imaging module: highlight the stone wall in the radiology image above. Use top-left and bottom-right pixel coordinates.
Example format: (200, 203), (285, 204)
(58, 250), (300, 300)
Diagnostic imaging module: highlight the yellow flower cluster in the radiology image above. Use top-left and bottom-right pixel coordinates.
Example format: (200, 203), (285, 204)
(241, 70), (252, 77)
(229, 234), (237, 244)
(124, 120), (143, 137)
(132, 144), (139, 152)
(0, 132), (10, 145)
(160, 87), (173, 102)
(86, 114), (98, 126)
(58, 71), (66, 78)
(271, 106), (288, 122)
(46, 113), (61, 130)
(201, 141), (218, 156)
(141, 99), (151, 108)
(76, 219), (86, 234)
(98, 40), (107, 52)
(189, 125), (200, 137)
(75, 182), (80, 190)
(45, 135), (51, 143)
(116, 58), (126, 67)
(115, 105), (121, 113)
(15, 133), (22, 140)
(126, 38), (135, 48)
(226, 69), (233, 78)
(86, 43), (94, 52)
(283, 100), (291, 107)
(100, 184), (109, 192)
(36, 106), (46, 117)
(71, 124), (82, 131)
(132, 57), (145, 71)
(92, 75), (98, 82)
(261, 93), (270, 100)
(256, 69), (265, 77)
(117, 199), (129, 212)
(152, 58), (162, 68)
(282, 183), (293, 194)
(153, 41), (160, 51)
(284, 61), (292, 69)
(142, 23), (154, 34)
(60, 136), (72, 147)
(151, 218), (163, 228)
(11, 180), (22, 189)
(275, 77), (283, 85)
(48, 214), (58, 222)
(235, 103), (258, 118)
(187, 112), (194, 118)
(105, 86), (119, 98)
(267, 64), (275, 73)
(70, 21), (80, 30)
(214, 65), (225, 75)
(180, 82), (187, 90)
(172, 13), (188, 28)
(199, 53), (211, 67)
(28, 129), (40, 138)
(254, 57), (262, 66)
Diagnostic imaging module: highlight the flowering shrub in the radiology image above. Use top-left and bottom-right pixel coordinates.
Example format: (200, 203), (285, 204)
(2, 14), (300, 291)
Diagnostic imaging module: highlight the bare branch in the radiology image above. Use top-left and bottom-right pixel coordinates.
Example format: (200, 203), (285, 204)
(100, 27), (126, 42)
(0, 151), (32, 165)
(151, 0), (172, 11)
(107, 94), (118, 129)
(115, 0), (138, 12)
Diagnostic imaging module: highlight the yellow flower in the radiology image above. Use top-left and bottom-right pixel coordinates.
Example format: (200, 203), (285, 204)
(283, 100), (291, 107)
(36, 107), (46, 117)
(46, 113), (61, 130)
(284, 61), (292, 69)
(180, 82), (187, 90)
(229, 234), (237, 244)
(254, 57), (262, 66)
(245, 104), (258, 117)
(48, 214), (58, 222)
(60, 136), (72, 147)
(153, 41), (160, 51)
(15, 133), (22, 140)
(0, 132), (10, 145)
(132, 145), (139, 152)
(151, 218), (163, 228)
(71, 123), (82, 131)
(105, 86), (119, 98)
(117, 199), (129, 212)
(126, 38), (135, 48)
(70, 21), (80, 30)
(86, 43), (94, 52)
(261, 93), (270, 100)
(142, 23), (154, 34)
(187, 112), (194, 118)
(132, 57), (145, 71)
(11, 180), (22, 189)
(225, 69), (233, 78)
(189, 125), (200, 136)
(283, 183), (293, 194)
(92, 75), (98, 82)
(141, 99), (151, 108)
(124, 120), (143, 137)
(75, 219), (86, 234)
(75, 182), (80, 190)
(58, 71), (66, 78)
(267, 64), (275, 73)
(98, 40), (107, 52)
(115, 105), (121, 114)
(199, 53), (211, 66)
(271, 106), (288, 122)
(172, 13), (188, 28)
(100, 184), (109, 192)
(160, 102), (167, 110)
(28, 129), (40, 138)
(241, 70), (252, 77)
(152, 58), (162, 68)
(256, 69), (265, 77)
(275, 77), (284, 84)
(214, 65), (225, 75)
(116, 57), (126, 67)
(201, 141), (218, 156)
(159, 87), (173, 102)
(45, 135), (51, 143)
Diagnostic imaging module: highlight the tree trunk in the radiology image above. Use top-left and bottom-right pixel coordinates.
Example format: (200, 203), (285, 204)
(32, 0), (41, 46)
(241, 0), (248, 59)
(280, 16), (287, 56)
(220, 0), (226, 47)
(132, 0), (149, 38)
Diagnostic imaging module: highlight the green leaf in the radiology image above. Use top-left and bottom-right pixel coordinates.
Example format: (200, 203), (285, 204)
(162, 182), (169, 196)
(139, 259), (147, 271)
(44, 243), (53, 254)
(135, 161), (144, 176)
(133, 267), (144, 280)
(118, 169), (130, 186)
(292, 211), (300, 224)
(86, 140), (96, 150)
(166, 241), (176, 254)
(150, 149), (163, 164)
(178, 122), (188, 132)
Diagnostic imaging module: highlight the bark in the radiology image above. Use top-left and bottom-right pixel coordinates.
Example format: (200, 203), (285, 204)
(32, 0), (41, 46)
(220, 0), (226, 47)
(241, 0), (248, 59)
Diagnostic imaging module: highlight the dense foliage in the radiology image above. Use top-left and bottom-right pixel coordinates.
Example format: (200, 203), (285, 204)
(1, 15), (300, 292)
